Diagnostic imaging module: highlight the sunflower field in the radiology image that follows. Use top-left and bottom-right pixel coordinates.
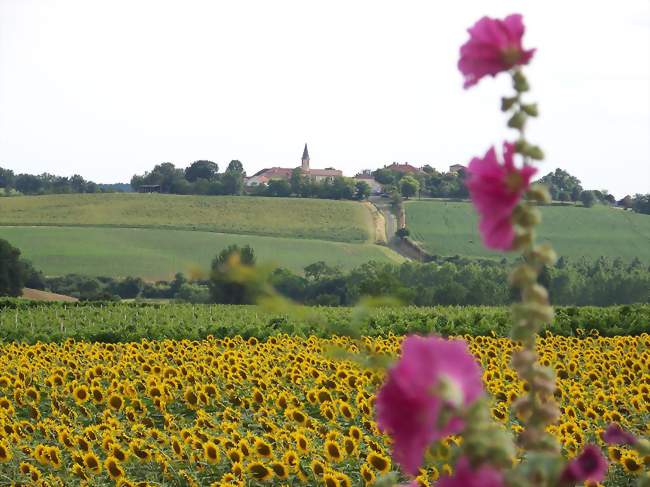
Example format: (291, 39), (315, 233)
(0, 332), (647, 486)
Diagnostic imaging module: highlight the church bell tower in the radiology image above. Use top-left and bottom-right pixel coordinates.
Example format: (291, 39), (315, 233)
(301, 143), (310, 172)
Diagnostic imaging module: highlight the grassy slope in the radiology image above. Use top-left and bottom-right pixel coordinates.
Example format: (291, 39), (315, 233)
(0, 193), (372, 243)
(0, 226), (403, 279)
(405, 200), (650, 261)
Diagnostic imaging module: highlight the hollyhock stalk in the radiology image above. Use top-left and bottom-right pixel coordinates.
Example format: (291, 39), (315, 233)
(458, 13), (611, 487)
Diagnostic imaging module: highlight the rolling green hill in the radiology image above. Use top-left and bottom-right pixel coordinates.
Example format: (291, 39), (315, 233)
(405, 200), (650, 262)
(0, 226), (402, 279)
(0, 193), (372, 242)
(0, 194), (403, 278)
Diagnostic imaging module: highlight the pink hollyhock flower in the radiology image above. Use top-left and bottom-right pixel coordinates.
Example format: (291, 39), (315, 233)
(466, 142), (536, 251)
(437, 457), (504, 487)
(559, 445), (608, 484)
(458, 14), (535, 88)
(375, 336), (483, 476)
(601, 424), (637, 446)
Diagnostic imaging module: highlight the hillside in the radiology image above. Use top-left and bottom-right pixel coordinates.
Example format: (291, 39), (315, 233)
(0, 226), (402, 279)
(405, 200), (650, 262)
(0, 193), (373, 242)
(0, 194), (404, 279)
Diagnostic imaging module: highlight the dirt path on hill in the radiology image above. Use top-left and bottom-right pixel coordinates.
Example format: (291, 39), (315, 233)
(363, 201), (387, 244)
(368, 197), (421, 261)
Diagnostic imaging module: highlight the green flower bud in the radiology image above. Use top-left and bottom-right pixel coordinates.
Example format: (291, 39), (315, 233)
(530, 243), (558, 266)
(523, 145), (545, 160)
(513, 302), (554, 325)
(527, 184), (552, 204)
(512, 230), (534, 251)
(436, 374), (463, 409)
(531, 370), (557, 395)
(521, 103), (539, 116)
(508, 111), (527, 130)
(373, 473), (400, 487)
(512, 396), (533, 419)
(514, 139), (529, 154)
(512, 349), (537, 371)
(501, 96), (519, 111)
(636, 438), (650, 455)
(636, 472), (650, 487)
(513, 70), (530, 92)
(537, 402), (561, 424)
(513, 206), (542, 228)
(636, 473), (650, 487)
(509, 264), (537, 287)
(511, 321), (538, 341)
(523, 284), (549, 305)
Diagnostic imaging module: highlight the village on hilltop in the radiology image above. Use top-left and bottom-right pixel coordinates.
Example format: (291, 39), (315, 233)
(244, 144), (465, 195)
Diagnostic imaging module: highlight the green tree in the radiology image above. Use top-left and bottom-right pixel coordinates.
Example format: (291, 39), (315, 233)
(304, 261), (340, 281)
(290, 168), (304, 195)
(632, 194), (650, 215)
(208, 245), (258, 304)
(69, 175), (87, 193)
(399, 176), (420, 199)
(221, 160), (245, 195)
(538, 168), (583, 201)
(0, 239), (26, 296)
(14, 174), (44, 194)
(116, 276), (145, 299)
(354, 181), (371, 200)
(0, 167), (15, 194)
(372, 168), (395, 185)
(266, 179), (292, 197)
(185, 161), (219, 182)
(226, 160), (245, 175)
(579, 190), (596, 208)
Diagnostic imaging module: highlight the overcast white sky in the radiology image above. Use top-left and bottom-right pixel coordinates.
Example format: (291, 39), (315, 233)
(0, 0), (648, 197)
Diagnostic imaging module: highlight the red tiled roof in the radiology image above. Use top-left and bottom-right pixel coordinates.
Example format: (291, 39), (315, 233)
(386, 163), (422, 174)
(307, 169), (342, 177)
(256, 167), (293, 177)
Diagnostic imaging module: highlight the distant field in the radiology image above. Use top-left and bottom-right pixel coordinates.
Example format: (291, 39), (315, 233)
(0, 194), (373, 243)
(21, 288), (78, 302)
(0, 226), (403, 279)
(406, 200), (650, 261)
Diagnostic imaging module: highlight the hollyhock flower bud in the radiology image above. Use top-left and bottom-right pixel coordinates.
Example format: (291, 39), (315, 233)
(559, 445), (608, 484)
(466, 142), (536, 251)
(601, 424), (637, 446)
(511, 349), (537, 371)
(458, 14), (535, 89)
(375, 336), (483, 476)
(437, 456), (505, 487)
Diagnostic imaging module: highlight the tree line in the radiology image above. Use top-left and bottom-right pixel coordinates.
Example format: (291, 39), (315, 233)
(0, 168), (127, 195)
(375, 165), (650, 215)
(130, 161), (372, 201)
(4, 163), (649, 214)
(11, 241), (648, 306)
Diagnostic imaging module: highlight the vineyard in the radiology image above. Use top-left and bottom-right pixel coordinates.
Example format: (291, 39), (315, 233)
(1, 300), (648, 343)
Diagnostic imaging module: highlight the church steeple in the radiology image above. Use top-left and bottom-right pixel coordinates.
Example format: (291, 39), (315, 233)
(301, 143), (310, 171)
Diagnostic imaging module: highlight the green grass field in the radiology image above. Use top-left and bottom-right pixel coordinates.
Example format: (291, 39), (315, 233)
(0, 193), (373, 242)
(0, 226), (402, 279)
(405, 200), (650, 261)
